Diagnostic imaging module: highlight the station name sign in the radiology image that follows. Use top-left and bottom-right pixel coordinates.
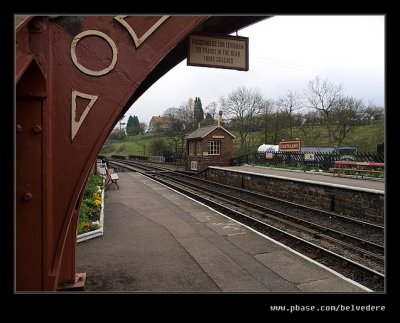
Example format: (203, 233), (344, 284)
(279, 140), (301, 152)
(188, 33), (249, 71)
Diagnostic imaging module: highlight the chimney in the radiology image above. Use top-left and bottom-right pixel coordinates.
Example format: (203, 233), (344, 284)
(218, 110), (223, 127)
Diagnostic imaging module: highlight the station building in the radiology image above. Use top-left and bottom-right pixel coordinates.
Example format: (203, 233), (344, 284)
(184, 124), (235, 172)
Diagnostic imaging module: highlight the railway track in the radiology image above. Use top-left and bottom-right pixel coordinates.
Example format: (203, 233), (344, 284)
(164, 172), (383, 253)
(108, 159), (385, 291)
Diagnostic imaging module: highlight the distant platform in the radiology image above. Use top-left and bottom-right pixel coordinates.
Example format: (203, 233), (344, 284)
(210, 165), (384, 194)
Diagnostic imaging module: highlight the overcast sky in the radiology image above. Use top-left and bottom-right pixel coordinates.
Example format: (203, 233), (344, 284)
(121, 15), (384, 126)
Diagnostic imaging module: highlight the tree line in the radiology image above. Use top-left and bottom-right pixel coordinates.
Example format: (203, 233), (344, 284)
(158, 76), (383, 155)
(107, 76), (383, 156)
(220, 76), (383, 154)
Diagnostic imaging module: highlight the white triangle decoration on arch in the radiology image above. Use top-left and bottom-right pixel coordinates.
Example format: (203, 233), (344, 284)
(71, 90), (99, 141)
(114, 16), (169, 48)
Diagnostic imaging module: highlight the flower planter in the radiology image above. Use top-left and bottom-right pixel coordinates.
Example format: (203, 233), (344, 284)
(77, 185), (105, 243)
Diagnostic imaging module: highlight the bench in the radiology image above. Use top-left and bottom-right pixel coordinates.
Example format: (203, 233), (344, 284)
(332, 161), (384, 179)
(105, 168), (119, 189)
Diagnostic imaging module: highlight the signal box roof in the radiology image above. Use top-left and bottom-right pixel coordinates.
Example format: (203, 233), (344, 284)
(185, 125), (236, 140)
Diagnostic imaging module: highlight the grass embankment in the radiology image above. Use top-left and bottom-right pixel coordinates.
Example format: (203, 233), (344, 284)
(101, 132), (180, 157)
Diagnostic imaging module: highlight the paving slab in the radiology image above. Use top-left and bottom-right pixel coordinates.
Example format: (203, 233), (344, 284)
(226, 232), (283, 255)
(178, 236), (268, 292)
(255, 250), (333, 284)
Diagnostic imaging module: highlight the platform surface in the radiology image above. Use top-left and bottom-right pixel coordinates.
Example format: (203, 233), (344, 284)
(77, 172), (368, 292)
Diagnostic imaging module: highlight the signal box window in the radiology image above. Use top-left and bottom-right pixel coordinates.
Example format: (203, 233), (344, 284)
(189, 141), (195, 155)
(208, 140), (221, 155)
(196, 141), (202, 155)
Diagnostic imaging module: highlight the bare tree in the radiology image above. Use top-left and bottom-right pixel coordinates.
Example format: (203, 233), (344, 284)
(262, 99), (275, 144)
(303, 76), (343, 145)
(277, 90), (301, 138)
(162, 107), (183, 133)
(162, 107), (180, 119)
(220, 87), (265, 153)
(162, 104), (192, 155)
(203, 102), (218, 125)
(362, 102), (384, 124)
(164, 102), (195, 131)
(330, 96), (366, 146)
(204, 102), (218, 118)
(166, 99), (189, 129)
(298, 110), (322, 145)
(187, 97), (194, 112)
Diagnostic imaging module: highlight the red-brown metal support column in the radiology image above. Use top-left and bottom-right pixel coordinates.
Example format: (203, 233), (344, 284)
(16, 57), (46, 290)
(15, 15), (268, 291)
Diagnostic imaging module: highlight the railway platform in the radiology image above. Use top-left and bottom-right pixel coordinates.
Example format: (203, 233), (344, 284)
(211, 165), (384, 193)
(77, 171), (368, 292)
